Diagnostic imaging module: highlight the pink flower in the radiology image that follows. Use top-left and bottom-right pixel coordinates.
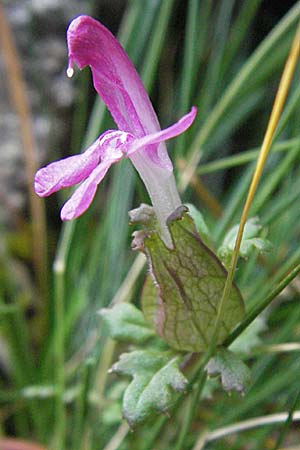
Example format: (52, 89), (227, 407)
(34, 15), (196, 244)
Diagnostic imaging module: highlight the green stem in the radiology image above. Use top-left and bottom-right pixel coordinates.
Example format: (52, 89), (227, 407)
(53, 299), (65, 450)
(273, 389), (300, 450)
(52, 253), (67, 450)
(174, 369), (207, 450)
(72, 361), (94, 450)
(224, 261), (300, 346)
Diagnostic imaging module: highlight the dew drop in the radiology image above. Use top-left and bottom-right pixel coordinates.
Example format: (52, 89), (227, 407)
(67, 67), (74, 78)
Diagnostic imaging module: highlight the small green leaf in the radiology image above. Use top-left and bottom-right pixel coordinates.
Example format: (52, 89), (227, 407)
(205, 348), (251, 394)
(99, 303), (154, 344)
(139, 207), (245, 352)
(185, 203), (212, 246)
(110, 350), (187, 426)
(218, 217), (272, 267)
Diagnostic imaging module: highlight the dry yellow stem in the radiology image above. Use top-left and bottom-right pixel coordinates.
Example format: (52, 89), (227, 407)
(213, 24), (300, 345)
(0, 4), (48, 300)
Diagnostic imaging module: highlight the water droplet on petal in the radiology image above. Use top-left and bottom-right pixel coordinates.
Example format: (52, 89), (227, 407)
(67, 67), (74, 78)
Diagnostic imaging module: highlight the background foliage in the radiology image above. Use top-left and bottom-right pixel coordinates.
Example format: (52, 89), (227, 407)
(1, 1), (300, 449)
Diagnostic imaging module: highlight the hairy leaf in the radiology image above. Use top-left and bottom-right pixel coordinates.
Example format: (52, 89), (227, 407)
(110, 351), (187, 425)
(205, 348), (251, 394)
(99, 303), (154, 343)
(185, 203), (212, 247)
(139, 207), (245, 352)
(218, 217), (272, 267)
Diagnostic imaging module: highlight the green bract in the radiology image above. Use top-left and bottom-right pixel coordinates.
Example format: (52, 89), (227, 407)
(133, 205), (245, 352)
(205, 348), (251, 394)
(99, 303), (155, 344)
(218, 217), (272, 268)
(110, 351), (187, 426)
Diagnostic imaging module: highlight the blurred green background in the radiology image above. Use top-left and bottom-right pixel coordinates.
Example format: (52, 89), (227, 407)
(1, 1), (300, 449)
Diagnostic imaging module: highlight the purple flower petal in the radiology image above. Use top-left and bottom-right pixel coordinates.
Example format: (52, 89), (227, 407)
(34, 139), (102, 197)
(60, 163), (109, 220)
(34, 15), (197, 232)
(99, 130), (135, 163)
(67, 15), (174, 172)
(127, 107), (197, 157)
(67, 15), (159, 137)
(61, 137), (125, 220)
